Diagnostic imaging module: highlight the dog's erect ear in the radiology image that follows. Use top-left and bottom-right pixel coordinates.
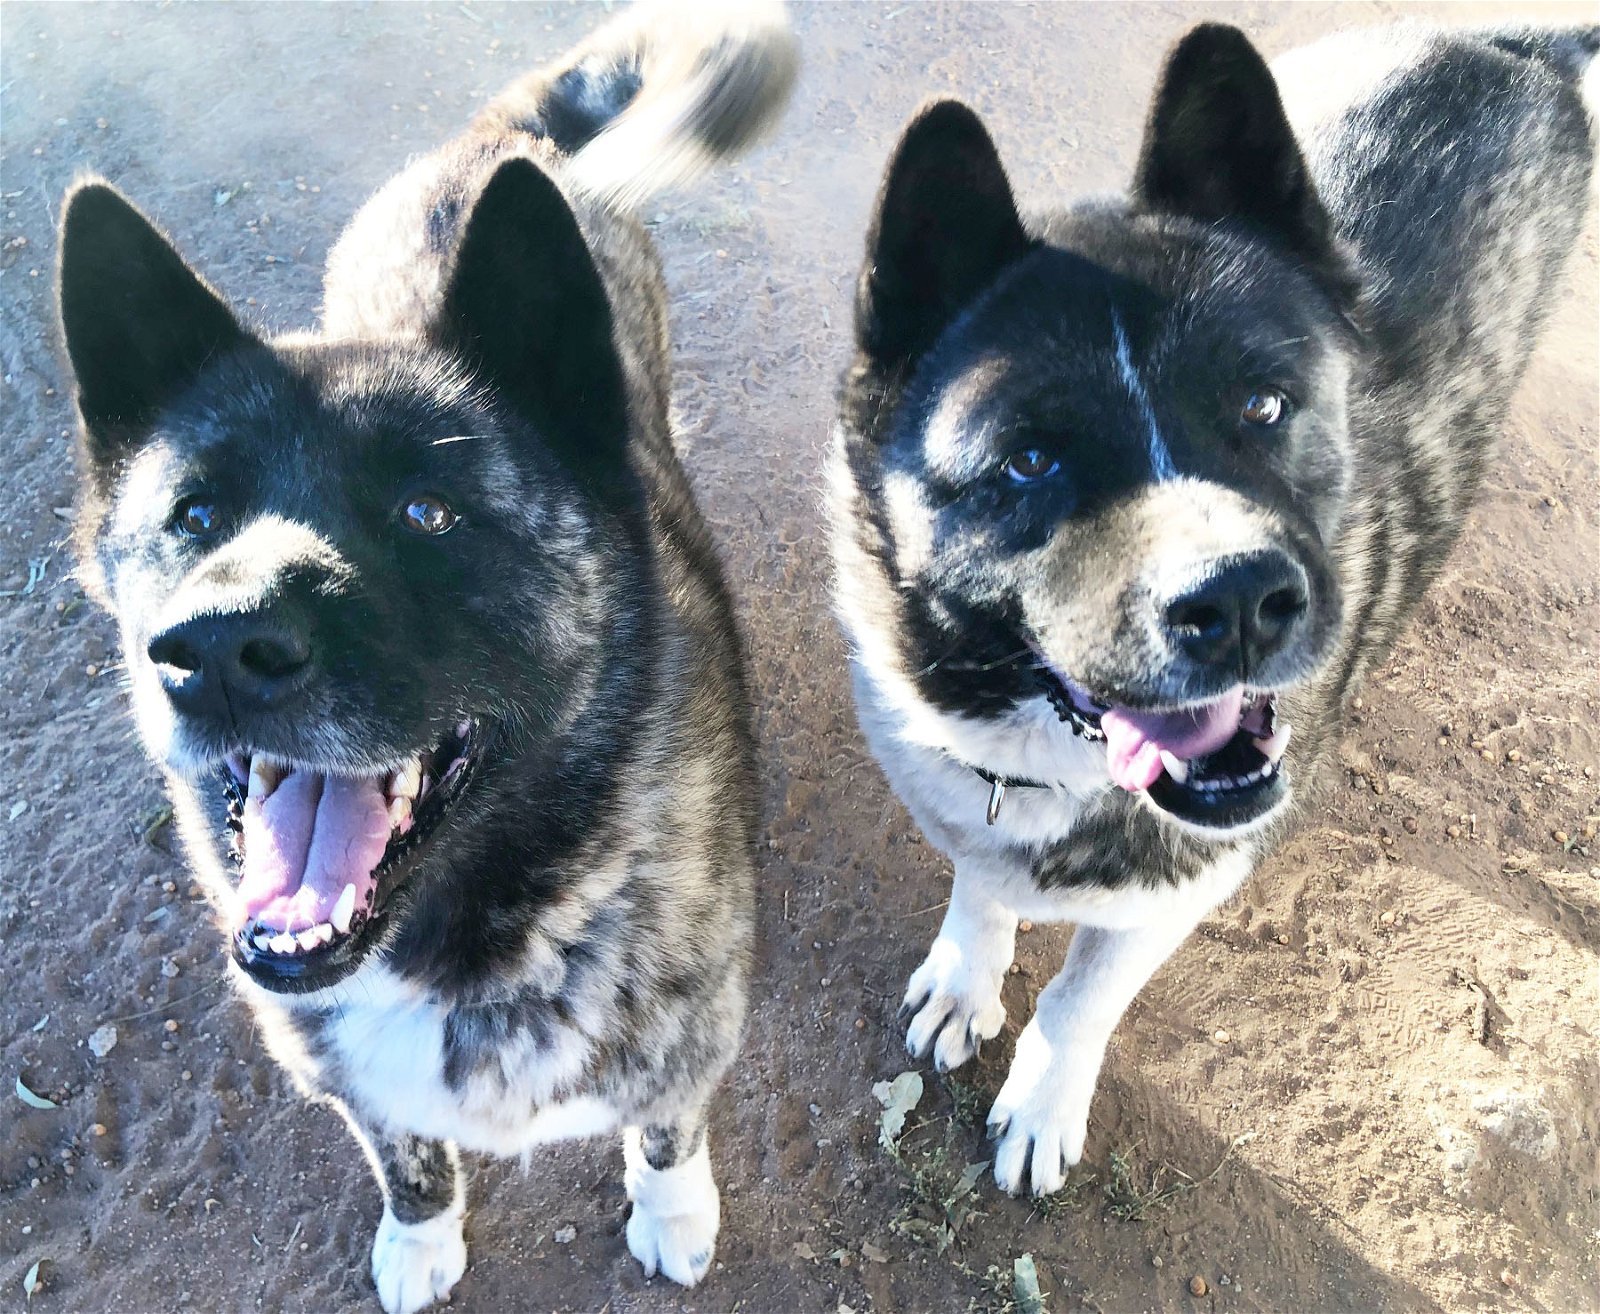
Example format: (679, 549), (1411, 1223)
(59, 181), (252, 458)
(1132, 25), (1354, 298)
(436, 159), (629, 476)
(856, 100), (1033, 368)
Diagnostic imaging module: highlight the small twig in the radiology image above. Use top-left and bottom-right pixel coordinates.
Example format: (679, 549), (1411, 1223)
(98, 978), (225, 1026)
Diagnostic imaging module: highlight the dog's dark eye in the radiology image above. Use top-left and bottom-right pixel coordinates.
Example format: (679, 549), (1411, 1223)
(1241, 388), (1289, 427)
(1002, 448), (1062, 483)
(174, 497), (221, 539)
(400, 494), (459, 536)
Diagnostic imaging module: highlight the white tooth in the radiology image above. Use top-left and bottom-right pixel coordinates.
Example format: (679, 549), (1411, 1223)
(248, 757), (284, 801)
(456, 719), (472, 738)
(297, 927), (321, 950)
(331, 883), (357, 935)
(1158, 751), (1190, 784)
(387, 796), (411, 830)
(312, 922), (335, 946)
(390, 757), (422, 801)
(253, 932), (272, 952)
(1253, 722), (1293, 764)
(268, 932), (297, 955)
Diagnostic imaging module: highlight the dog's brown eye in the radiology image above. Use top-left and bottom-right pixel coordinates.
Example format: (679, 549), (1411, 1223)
(1002, 448), (1061, 483)
(1241, 388), (1289, 426)
(401, 494), (458, 536)
(175, 497), (221, 538)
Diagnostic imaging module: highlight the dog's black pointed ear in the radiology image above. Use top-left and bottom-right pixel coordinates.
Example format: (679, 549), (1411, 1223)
(1133, 25), (1352, 298)
(436, 159), (628, 475)
(856, 100), (1033, 368)
(59, 181), (252, 455)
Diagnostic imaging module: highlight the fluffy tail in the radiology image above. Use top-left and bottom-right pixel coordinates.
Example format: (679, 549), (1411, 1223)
(475, 0), (799, 211)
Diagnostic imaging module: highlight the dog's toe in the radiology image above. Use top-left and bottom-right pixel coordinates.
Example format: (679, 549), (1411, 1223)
(626, 1201), (719, 1288)
(370, 1206), (467, 1314)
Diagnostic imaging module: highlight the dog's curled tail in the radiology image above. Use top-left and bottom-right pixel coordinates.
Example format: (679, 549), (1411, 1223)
(475, 0), (798, 211)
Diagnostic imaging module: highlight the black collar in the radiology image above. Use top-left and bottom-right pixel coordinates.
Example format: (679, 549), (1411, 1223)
(970, 764), (1052, 826)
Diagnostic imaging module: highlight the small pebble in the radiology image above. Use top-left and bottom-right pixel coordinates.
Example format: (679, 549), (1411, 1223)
(85, 663), (99, 677)
(162, 880), (177, 893)
(819, 977), (830, 987)
(553, 1225), (576, 1245)
(163, 1018), (180, 1033)
(1190, 1276), (1209, 1297)
(1152, 1255), (1164, 1269)
(1402, 817), (1418, 834)
(1019, 919), (1033, 933)
(1500, 1270), (1516, 1288)
(1506, 749), (1522, 763)
(1447, 824), (1462, 839)
(1481, 750), (1495, 762)
(1213, 1028), (1230, 1044)
(91, 1123), (108, 1137)
(1009, 962), (1021, 975)
(1276, 933), (1290, 945)
(854, 1018), (865, 1031)
(1553, 830), (1568, 845)
(1379, 911), (1396, 926)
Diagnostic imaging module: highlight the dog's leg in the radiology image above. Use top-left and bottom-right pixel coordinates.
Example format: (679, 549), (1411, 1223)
(900, 860), (1017, 1071)
(363, 1129), (468, 1314)
(987, 913), (1200, 1197)
(623, 1116), (720, 1288)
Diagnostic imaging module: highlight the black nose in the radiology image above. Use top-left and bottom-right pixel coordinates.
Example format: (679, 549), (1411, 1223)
(147, 612), (313, 716)
(1163, 552), (1310, 678)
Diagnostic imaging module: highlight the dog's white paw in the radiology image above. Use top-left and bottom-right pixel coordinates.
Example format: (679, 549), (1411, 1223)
(370, 1206), (467, 1314)
(986, 1019), (1097, 1197)
(623, 1131), (720, 1287)
(901, 937), (1008, 1073)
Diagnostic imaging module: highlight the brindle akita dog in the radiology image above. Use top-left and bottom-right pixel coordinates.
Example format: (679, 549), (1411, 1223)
(59, 3), (794, 1309)
(831, 23), (1596, 1197)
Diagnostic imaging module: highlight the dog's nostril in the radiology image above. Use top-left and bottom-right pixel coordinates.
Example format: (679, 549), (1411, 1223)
(148, 631), (203, 673)
(1259, 585), (1308, 627)
(1166, 598), (1232, 641)
(238, 635), (311, 680)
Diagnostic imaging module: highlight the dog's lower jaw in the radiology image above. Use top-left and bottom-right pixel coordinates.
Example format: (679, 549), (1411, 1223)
(623, 1130), (721, 1288)
(370, 1200), (467, 1314)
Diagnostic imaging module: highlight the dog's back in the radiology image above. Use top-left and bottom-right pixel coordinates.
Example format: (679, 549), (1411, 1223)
(1273, 25), (1598, 699)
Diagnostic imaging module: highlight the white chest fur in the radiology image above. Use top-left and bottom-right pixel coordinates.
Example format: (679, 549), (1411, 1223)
(244, 964), (619, 1157)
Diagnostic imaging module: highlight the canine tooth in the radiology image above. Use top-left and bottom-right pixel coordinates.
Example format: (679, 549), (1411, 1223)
(312, 922), (335, 946)
(331, 883), (357, 935)
(1253, 722), (1293, 764)
(387, 796), (412, 833)
(248, 756), (285, 801)
(390, 758), (422, 801)
(1158, 751), (1190, 784)
(268, 932), (297, 955)
(297, 927), (322, 951)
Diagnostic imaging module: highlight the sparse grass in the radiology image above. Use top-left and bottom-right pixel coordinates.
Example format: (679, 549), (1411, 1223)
(1101, 1144), (1196, 1221)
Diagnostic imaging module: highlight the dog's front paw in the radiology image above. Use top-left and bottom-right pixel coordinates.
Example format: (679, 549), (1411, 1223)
(627, 1192), (719, 1287)
(900, 938), (1009, 1073)
(624, 1133), (721, 1287)
(986, 1020), (1097, 1197)
(371, 1206), (467, 1314)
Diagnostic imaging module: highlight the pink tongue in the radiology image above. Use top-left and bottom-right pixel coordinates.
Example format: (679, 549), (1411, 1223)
(1100, 688), (1245, 793)
(234, 770), (390, 931)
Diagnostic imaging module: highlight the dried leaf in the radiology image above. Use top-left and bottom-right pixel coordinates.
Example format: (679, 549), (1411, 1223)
(31, 1015), (49, 1033)
(8, 799), (27, 822)
(871, 1071), (924, 1151)
(861, 1241), (889, 1264)
(23, 1260), (44, 1300)
(1014, 1253), (1045, 1314)
(951, 1159), (989, 1202)
(16, 1076), (58, 1109)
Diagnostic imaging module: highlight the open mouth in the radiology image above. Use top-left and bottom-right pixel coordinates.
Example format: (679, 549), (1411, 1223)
(1038, 671), (1292, 830)
(219, 718), (484, 988)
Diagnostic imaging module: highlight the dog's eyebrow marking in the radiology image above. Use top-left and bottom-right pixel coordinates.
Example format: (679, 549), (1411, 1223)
(1111, 308), (1176, 481)
(430, 434), (480, 447)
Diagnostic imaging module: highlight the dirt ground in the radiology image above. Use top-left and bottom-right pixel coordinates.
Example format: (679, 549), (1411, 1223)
(3, 3), (1597, 1312)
